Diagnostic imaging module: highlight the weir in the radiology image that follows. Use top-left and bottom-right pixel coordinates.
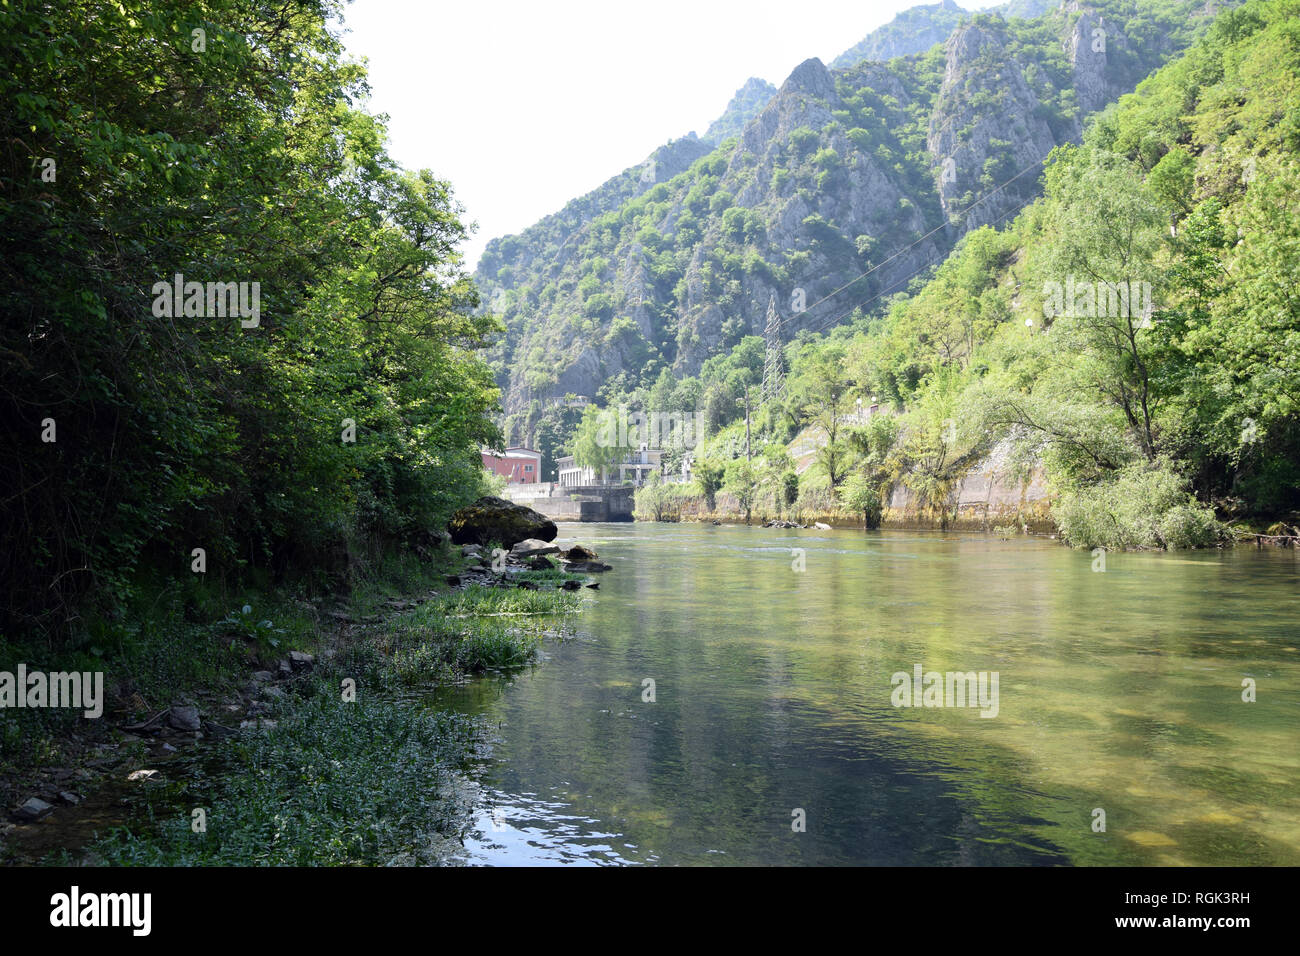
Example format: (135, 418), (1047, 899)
(501, 482), (635, 522)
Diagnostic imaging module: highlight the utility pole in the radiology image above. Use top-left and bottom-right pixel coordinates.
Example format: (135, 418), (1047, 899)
(740, 386), (752, 462)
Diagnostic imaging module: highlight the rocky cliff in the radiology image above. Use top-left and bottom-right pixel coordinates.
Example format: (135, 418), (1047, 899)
(475, 1), (1222, 434)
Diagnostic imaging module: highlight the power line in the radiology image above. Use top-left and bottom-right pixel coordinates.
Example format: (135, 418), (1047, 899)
(785, 184), (1044, 344)
(774, 152), (1052, 335)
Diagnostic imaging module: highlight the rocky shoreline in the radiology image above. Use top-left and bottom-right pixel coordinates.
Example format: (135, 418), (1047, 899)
(1, 495), (601, 865)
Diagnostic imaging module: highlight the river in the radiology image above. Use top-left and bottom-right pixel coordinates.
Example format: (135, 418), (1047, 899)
(436, 522), (1300, 866)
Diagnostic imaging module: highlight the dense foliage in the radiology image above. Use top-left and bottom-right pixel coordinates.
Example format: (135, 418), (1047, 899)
(0, 0), (500, 638)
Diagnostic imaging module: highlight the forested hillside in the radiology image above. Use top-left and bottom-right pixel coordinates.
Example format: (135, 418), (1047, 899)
(0, 0), (500, 637)
(478, 0), (1225, 465)
(637, 0), (1300, 547)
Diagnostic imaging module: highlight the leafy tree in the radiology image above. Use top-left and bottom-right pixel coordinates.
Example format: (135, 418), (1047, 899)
(694, 460), (725, 512)
(571, 405), (628, 479)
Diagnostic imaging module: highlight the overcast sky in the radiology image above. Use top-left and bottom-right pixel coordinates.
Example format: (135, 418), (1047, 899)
(340, 0), (1002, 269)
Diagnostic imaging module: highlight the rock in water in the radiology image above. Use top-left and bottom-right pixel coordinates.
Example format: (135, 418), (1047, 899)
(14, 797), (53, 821)
(510, 538), (561, 559)
(448, 496), (557, 547)
(564, 560), (613, 573)
(560, 544), (598, 560)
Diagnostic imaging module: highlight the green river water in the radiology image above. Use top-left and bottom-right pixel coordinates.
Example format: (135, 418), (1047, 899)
(437, 522), (1300, 866)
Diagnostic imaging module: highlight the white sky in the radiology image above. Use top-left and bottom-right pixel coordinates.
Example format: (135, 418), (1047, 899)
(340, 0), (1002, 269)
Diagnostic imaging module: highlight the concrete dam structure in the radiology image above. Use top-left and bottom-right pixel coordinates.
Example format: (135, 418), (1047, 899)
(502, 483), (635, 522)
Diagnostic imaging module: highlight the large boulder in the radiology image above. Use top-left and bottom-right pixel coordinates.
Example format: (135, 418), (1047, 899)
(448, 496), (557, 547)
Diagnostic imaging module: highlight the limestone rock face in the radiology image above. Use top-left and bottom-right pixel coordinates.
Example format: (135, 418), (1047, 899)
(474, 2), (1205, 427)
(448, 497), (558, 547)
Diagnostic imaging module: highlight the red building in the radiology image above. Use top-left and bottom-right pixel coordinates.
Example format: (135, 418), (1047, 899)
(480, 447), (543, 483)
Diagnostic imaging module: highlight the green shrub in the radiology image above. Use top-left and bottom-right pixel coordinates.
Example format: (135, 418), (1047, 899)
(1054, 460), (1223, 550)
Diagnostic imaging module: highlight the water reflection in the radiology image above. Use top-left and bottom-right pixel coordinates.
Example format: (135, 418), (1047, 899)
(438, 524), (1300, 866)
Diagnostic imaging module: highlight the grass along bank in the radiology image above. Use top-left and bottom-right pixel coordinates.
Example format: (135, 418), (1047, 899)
(1, 546), (588, 865)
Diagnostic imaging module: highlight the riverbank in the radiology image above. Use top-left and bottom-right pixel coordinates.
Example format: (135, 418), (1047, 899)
(634, 487), (1297, 547)
(0, 545), (588, 865)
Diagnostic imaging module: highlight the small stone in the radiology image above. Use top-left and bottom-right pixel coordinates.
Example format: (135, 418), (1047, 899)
(168, 704), (201, 731)
(127, 769), (161, 783)
(288, 650), (313, 671)
(251, 670), (274, 682)
(277, 659), (292, 677)
(14, 797), (53, 821)
(57, 791), (81, 806)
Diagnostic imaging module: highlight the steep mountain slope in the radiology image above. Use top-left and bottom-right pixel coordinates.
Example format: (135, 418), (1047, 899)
(702, 77), (779, 145)
(831, 0), (971, 68)
(476, 0), (1225, 443)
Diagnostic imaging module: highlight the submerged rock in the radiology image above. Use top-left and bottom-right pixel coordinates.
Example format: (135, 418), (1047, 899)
(564, 560), (613, 573)
(14, 797), (53, 821)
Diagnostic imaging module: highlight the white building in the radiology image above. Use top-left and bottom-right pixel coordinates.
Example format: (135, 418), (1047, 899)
(556, 443), (663, 488)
